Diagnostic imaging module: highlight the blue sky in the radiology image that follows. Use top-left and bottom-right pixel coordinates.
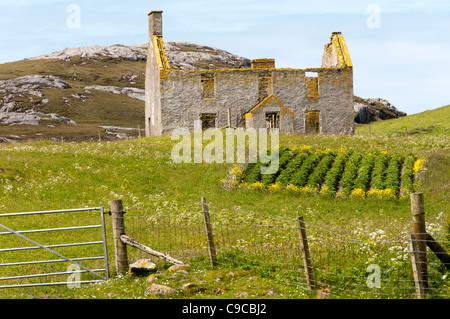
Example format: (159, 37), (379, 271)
(1, 0), (449, 115)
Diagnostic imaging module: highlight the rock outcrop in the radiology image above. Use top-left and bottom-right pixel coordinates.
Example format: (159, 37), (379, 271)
(85, 85), (145, 101)
(367, 98), (407, 118)
(165, 42), (251, 70)
(0, 75), (70, 105)
(354, 96), (407, 123)
(0, 110), (75, 126)
(0, 75), (75, 126)
(28, 44), (147, 62)
(28, 42), (251, 70)
(354, 103), (371, 124)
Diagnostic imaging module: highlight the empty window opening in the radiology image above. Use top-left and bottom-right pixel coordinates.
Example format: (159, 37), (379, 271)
(200, 113), (216, 130)
(266, 112), (280, 130)
(201, 73), (215, 99)
(305, 71), (318, 78)
(305, 111), (320, 134)
(305, 74), (319, 99)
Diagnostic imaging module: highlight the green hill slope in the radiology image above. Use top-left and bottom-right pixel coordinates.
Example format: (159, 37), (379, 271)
(356, 104), (450, 137)
(0, 55), (146, 142)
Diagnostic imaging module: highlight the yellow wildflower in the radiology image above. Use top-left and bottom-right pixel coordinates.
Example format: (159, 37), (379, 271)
(268, 182), (282, 192)
(350, 188), (366, 198)
(249, 181), (264, 191)
(413, 158), (427, 174)
(286, 184), (300, 192)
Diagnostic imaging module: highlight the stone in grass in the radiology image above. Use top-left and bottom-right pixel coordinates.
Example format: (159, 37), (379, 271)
(266, 288), (278, 296)
(214, 287), (224, 295)
(128, 259), (157, 275)
(146, 274), (158, 283)
(145, 284), (177, 296)
(234, 292), (249, 298)
(181, 283), (196, 290)
(168, 264), (190, 272)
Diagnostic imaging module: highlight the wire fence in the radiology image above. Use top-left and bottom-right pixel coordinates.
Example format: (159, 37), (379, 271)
(122, 196), (450, 299)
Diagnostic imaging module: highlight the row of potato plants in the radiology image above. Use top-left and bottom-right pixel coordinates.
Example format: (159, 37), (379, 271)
(352, 153), (376, 193)
(289, 152), (324, 188)
(370, 152), (390, 190)
(384, 154), (403, 196)
(400, 154), (417, 195)
(237, 146), (420, 199)
(276, 151), (309, 186)
(337, 152), (361, 196)
(306, 153), (336, 190)
(260, 147), (295, 187)
(322, 150), (349, 194)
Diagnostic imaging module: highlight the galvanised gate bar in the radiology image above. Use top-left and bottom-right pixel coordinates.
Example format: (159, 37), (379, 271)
(0, 207), (109, 289)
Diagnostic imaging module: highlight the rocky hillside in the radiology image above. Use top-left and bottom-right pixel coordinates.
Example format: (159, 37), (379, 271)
(27, 42), (251, 70)
(354, 96), (407, 124)
(0, 42), (404, 143)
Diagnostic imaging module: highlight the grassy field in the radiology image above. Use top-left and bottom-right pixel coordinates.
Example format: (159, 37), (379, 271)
(356, 104), (450, 138)
(0, 115), (448, 299)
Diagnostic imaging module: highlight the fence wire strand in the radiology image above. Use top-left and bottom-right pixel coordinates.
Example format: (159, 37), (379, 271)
(123, 202), (450, 299)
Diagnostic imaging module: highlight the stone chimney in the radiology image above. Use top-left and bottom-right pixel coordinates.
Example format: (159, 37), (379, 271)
(148, 10), (163, 36)
(251, 58), (275, 69)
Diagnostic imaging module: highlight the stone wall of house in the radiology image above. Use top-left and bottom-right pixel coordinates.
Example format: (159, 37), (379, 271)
(157, 67), (354, 135)
(145, 11), (355, 136)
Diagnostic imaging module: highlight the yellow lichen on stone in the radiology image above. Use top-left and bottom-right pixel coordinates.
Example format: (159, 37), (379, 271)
(152, 35), (170, 70)
(144, 284), (177, 296)
(146, 274), (158, 283)
(322, 33), (352, 69)
(251, 58), (275, 69)
(168, 264), (190, 272)
(331, 33), (352, 68)
(246, 95), (291, 116)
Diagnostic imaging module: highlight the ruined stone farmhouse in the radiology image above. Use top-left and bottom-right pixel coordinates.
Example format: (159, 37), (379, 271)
(145, 11), (354, 136)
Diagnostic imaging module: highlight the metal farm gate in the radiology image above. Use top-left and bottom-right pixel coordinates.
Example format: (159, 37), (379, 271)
(0, 207), (109, 289)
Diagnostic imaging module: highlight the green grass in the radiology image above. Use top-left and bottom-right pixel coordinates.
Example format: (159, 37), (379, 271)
(0, 128), (448, 299)
(0, 104), (449, 299)
(356, 104), (450, 138)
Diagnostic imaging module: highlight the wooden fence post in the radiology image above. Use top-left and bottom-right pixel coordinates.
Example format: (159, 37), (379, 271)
(201, 197), (217, 268)
(296, 216), (315, 291)
(408, 233), (424, 299)
(410, 193), (428, 293)
(111, 199), (128, 275)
